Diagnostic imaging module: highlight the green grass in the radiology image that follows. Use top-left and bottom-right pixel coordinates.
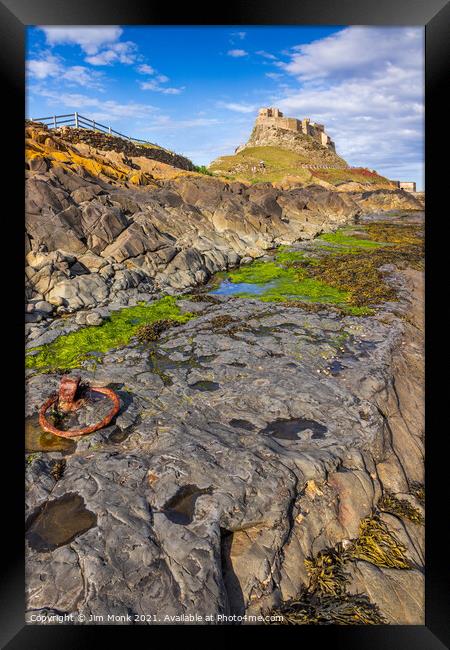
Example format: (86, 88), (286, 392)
(209, 146), (315, 183)
(193, 164), (213, 176)
(311, 167), (392, 186)
(26, 296), (195, 372)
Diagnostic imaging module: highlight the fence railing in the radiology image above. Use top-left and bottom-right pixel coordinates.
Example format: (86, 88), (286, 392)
(28, 112), (160, 149)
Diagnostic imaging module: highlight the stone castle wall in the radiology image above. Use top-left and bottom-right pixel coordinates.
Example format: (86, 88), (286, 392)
(256, 108), (336, 152)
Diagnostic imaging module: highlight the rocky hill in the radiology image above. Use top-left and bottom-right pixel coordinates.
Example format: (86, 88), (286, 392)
(25, 121), (424, 626)
(209, 111), (395, 190)
(26, 120), (195, 171)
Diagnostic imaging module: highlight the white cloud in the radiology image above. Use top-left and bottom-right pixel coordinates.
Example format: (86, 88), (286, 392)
(26, 54), (103, 89)
(218, 101), (256, 114)
(136, 63), (177, 92)
(137, 64), (155, 75)
(143, 116), (221, 131)
(275, 27), (424, 186)
(85, 41), (137, 66)
(40, 26), (138, 67)
(140, 80), (184, 94)
(26, 56), (60, 79)
(32, 88), (158, 122)
(256, 50), (278, 60)
(266, 72), (284, 80)
(227, 49), (248, 58)
(41, 26), (123, 55)
(282, 27), (422, 82)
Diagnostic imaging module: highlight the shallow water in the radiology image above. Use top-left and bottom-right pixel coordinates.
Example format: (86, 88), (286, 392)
(189, 380), (220, 392)
(26, 493), (97, 551)
(261, 417), (328, 440)
(211, 279), (277, 297)
(25, 414), (76, 453)
(162, 484), (213, 525)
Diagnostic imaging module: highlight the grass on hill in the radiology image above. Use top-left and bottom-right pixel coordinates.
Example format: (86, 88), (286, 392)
(311, 167), (392, 186)
(209, 146), (391, 186)
(209, 146), (315, 183)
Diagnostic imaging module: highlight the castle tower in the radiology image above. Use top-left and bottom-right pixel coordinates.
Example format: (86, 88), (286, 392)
(252, 108), (338, 153)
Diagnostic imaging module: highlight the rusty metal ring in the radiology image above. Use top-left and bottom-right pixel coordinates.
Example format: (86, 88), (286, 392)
(39, 387), (120, 438)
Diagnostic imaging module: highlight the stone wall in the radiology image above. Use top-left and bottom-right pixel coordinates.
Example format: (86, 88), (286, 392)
(255, 108), (336, 152)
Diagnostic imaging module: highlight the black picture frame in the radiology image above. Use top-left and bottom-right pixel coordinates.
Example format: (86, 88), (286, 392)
(2, 0), (449, 646)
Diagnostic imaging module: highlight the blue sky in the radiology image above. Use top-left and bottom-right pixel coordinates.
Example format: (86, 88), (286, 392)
(26, 26), (424, 188)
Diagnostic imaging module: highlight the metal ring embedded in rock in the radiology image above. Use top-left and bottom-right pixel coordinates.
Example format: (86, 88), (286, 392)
(39, 377), (120, 438)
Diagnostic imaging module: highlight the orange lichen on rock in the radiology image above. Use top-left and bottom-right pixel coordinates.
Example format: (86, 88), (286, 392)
(25, 123), (200, 186)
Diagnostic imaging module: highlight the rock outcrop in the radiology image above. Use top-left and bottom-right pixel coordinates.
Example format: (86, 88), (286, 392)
(25, 245), (424, 624)
(25, 124), (420, 321)
(24, 123), (425, 626)
(236, 122), (348, 167)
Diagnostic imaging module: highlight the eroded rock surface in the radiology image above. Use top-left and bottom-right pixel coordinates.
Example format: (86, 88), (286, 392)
(25, 124), (420, 324)
(25, 125), (424, 625)
(25, 264), (424, 624)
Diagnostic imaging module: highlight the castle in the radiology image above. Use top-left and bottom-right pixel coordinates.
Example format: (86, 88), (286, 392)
(255, 107), (336, 152)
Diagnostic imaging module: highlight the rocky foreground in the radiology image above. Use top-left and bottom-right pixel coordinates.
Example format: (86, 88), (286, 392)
(25, 124), (424, 625)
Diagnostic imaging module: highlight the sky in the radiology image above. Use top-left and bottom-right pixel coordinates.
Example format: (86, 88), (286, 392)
(26, 26), (424, 189)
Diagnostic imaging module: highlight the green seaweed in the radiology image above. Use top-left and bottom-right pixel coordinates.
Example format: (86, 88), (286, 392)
(227, 261), (350, 305)
(409, 482), (425, 507)
(227, 260), (286, 284)
(318, 230), (386, 251)
(26, 296), (195, 372)
(275, 249), (309, 265)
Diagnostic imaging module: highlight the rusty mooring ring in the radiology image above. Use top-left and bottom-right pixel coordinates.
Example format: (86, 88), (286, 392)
(39, 377), (120, 438)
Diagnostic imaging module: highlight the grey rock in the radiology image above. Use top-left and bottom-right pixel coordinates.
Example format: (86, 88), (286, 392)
(85, 312), (104, 326)
(34, 300), (54, 315)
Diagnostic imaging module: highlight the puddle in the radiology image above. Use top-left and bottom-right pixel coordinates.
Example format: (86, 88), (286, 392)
(25, 414), (76, 453)
(162, 484), (213, 525)
(26, 493), (97, 552)
(329, 360), (346, 376)
(261, 417), (328, 440)
(108, 426), (131, 444)
(229, 419), (256, 431)
(189, 381), (220, 392)
(211, 279), (277, 297)
(357, 340), (378, 352)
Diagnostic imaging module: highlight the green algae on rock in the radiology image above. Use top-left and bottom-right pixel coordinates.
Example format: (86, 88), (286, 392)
(26, 296), (195, 372)
(213, 221), (424, 312)
(317, 229), (386, 251)
(224, 261), (350, 305)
